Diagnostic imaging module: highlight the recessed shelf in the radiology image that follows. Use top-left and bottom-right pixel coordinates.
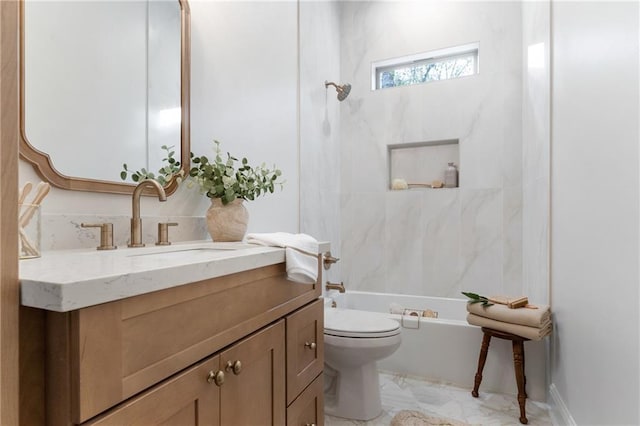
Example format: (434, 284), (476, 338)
(387, 139), (460, 189)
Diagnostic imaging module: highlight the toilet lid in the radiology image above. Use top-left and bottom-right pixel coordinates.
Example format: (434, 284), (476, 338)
(324, 309), (401, 338)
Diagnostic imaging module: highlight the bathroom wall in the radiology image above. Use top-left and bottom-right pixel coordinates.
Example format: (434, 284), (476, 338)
(550, 1), (639, 424)
(19, 1), (299, 250)
(299, 1), (342, 282)
(338, 1), (525, 299)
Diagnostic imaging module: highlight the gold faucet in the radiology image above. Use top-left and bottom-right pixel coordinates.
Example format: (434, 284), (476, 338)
(129, 180), (167, 247)
(325, 281), (346, 293)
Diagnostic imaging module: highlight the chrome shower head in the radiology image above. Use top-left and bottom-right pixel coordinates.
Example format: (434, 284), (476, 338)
(325, 81), (351, 101)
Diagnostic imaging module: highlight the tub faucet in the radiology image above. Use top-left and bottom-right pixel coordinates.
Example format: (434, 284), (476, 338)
(129, 179), (167, 247)
(325, 281), (345, 293)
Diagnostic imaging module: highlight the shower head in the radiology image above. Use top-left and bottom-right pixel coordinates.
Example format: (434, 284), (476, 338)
(325, 81), (351, 101)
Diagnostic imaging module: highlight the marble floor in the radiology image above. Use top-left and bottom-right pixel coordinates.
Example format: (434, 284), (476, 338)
(325, 372), (552, 426)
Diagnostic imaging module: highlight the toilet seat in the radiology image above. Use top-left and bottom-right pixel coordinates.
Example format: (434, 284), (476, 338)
(324, 309), (401, 338)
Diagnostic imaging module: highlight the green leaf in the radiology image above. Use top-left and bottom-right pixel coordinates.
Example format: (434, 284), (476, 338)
(120, 171), (127, 180)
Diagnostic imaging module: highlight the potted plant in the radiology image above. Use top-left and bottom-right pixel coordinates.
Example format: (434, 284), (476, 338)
(121, 140), (283, 241)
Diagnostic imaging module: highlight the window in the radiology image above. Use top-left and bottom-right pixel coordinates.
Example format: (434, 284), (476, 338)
(372, 42), (479, 90)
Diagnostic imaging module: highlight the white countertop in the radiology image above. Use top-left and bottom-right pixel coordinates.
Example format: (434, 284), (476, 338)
(20, 240), (327, 312)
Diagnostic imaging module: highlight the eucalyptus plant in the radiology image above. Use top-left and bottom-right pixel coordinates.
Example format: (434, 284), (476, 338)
(120, 140), (284, 205)
(120, 145), (183, 186)
(189, 140), (283, 205)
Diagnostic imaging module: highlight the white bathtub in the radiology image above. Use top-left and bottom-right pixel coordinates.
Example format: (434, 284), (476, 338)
(327, 290), (547, 401)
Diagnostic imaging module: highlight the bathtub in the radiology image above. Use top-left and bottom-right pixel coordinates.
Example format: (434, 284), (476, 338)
(326, 290), (547, 401)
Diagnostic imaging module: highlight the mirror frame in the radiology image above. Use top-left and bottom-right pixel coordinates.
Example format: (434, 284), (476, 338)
(18, 0), (191, 196)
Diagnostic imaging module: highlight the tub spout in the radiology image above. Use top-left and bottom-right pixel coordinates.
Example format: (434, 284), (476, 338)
(326, 281), (345, 293)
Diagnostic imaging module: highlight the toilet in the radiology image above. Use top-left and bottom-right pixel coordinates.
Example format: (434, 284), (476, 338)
(323, 308), (402, 420)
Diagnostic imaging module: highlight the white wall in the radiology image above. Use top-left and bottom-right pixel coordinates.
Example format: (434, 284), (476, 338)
(338, 1), (525, 299)
(550, 1), (639, 424)
(19, 0), (300, 249)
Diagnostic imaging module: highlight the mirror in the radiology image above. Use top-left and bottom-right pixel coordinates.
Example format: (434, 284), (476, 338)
(19, 0), (190, 195)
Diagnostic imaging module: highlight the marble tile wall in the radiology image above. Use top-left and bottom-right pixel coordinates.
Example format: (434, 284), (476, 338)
(299, 1), (343, 283)
(338, 1), (525, 298)
(522, 1), (551, 305)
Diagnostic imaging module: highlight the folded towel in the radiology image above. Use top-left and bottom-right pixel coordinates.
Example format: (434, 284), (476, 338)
(245, 232), (319, 284)
(488, 295), (529, 309)
(466, 302), (551, 328)
(466, 313), (552, 341)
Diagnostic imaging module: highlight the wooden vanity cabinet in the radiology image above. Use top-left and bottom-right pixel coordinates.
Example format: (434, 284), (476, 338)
(22, 262), (324, 426)
(87, 321), (286, 426)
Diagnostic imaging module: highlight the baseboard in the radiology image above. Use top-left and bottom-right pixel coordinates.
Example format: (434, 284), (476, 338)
(548, 383), (576, 426)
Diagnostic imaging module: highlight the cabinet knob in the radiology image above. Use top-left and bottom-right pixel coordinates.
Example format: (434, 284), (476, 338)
(304, 423), (316, 426)
(225, 360), (242, 375)
(207, 370), (225, 386)
(304, 341), (317, 350)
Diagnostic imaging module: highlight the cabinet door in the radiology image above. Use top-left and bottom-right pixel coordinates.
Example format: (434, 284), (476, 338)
(286, 299), (324, 405)
(85, 355), (221, 426)
(220, 321), (285, 426)
(287, 374), (324, 426)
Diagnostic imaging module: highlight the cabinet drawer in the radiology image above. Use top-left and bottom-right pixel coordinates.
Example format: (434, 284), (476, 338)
(287, 374), (324, 426)
(286, 299), (324, 405)
(85, 354), (221, 426)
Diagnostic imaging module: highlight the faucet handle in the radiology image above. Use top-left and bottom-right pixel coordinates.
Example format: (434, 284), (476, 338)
(323, 251), (340, 270)
(156, 222), (178, 246)
(81, 223), (117, 250)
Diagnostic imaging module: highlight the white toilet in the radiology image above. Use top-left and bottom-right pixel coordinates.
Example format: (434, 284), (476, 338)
(323, 308), (402, 420)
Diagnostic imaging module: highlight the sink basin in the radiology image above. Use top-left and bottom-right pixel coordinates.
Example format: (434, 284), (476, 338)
(126, 246), (238, 258)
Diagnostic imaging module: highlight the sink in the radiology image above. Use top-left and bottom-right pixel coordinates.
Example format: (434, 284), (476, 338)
(126, 246), (238, 258)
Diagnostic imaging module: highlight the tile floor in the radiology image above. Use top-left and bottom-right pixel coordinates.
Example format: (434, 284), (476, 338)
(325, 372), (552, 426)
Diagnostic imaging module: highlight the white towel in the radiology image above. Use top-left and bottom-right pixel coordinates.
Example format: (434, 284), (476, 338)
(245, 232), (319, 284)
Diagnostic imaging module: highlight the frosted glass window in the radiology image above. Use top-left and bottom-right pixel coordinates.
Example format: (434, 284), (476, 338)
(372, 42), (479, 90)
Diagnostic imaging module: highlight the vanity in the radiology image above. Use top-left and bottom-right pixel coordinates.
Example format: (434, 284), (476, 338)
(20, 242), (325, 425)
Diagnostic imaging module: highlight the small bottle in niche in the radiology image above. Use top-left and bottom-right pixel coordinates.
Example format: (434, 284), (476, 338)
(444, 162), (458, 188)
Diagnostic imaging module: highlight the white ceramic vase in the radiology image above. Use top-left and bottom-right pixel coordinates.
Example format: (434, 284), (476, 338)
(206, 198), (249, 242)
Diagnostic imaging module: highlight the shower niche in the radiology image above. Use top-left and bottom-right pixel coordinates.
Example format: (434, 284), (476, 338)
(387, 139), (460, 189)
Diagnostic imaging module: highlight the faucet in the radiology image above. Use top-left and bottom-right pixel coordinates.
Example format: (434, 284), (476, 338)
(325, 281), (346, 293)
(129, 179), (167, 247)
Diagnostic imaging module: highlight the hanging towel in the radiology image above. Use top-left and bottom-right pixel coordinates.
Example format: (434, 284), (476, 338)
(246, 232), (319, 284)
(466, 313), (552, 341)
(466, 302), (551, 328)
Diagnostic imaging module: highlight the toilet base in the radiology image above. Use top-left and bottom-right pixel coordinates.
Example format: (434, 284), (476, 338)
(324, 361), (382, 421)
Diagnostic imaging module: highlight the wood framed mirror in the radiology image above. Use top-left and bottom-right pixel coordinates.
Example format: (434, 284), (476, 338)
(19, 0), (190, 196)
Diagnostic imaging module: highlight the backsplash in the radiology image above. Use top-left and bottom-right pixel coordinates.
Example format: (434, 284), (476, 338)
(41, 214), (208, 251)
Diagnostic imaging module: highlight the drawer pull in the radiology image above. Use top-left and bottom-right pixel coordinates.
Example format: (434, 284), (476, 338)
(304, 341), (317, 350)
(225, 360), (242, 375)
(304, 423), (316, 426)
(206, 370), (225, 386)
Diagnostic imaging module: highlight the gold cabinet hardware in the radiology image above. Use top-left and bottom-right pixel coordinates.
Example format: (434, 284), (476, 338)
(206, 370), (225, 386)
(304, 424), (316, 426)
(81, 223), (117, 250)
(304, 342), (317, 350)
(156, 222), (178, 246)
(322, 251), (340, 270)
(225, 360), (242, 375)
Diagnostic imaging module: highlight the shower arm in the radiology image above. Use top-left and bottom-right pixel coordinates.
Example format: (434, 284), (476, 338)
(325, 81), (343, 92)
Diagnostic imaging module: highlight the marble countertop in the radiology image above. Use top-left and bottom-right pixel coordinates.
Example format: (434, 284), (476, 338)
(20, 240), (328, 312)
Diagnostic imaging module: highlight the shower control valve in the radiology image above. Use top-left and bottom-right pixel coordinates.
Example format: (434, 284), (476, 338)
(323, 251), (340, 270)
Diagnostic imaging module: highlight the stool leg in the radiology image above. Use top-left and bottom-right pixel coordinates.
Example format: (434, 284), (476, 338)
(512, 340), (528, 424)
(472, 332), (491, 398)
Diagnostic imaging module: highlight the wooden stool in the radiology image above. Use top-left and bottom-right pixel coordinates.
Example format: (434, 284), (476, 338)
(471, 327), (530, 424)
